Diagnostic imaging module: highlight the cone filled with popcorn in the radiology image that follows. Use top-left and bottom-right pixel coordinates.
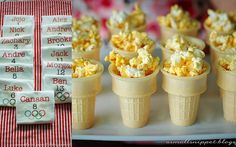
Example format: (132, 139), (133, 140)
(72, 16), (101, 61)
(160, 34), (205, 61)
(204, 9), (235, 45)
(161, 49), (210, 126)
(72, 58), (104, 129)
(110, 30), (155, 59)
(157, 5), (200, 44)
(106, 3), (146, 39)
(209, 31), (236, 74)
(217, 56), (236, 122)
(106, 49), (160, 128)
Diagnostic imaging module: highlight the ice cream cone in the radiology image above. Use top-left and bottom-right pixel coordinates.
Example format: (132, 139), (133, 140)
(209, 43), (230, 74)
(72, 45), (101, 61)
(110, 42), (155, 59)
(160, 35), (205, 61)
(108, 64), (159, 128)
(159, 22), (200, 44)
(72, 61), (104, 129)
(217, 65), (236, 123)
(161, 62), (210, 126)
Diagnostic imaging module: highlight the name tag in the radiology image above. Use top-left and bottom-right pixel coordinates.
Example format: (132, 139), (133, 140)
(42, 46), (71, 62)
(0, 79), (33, 92)
(42, 15), (72, 25)
(0, 63), (33, 80)
(4, 15), (34, 26)
(41, 35), (72, 47)
(41, 23), (71, 36)
(43, 75), (71, 103)
(42, 61), (72, 76)
(0, 49), (33, 63)
(16, 91), (55, 124)
(0, 35), (33, 49)
(2, 25), (34, 37)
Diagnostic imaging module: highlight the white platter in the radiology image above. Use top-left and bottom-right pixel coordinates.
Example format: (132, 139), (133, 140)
(72, 44), (236, 141)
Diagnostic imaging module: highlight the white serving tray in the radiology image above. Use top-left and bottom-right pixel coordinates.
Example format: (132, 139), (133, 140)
(72, 44), (236, 141)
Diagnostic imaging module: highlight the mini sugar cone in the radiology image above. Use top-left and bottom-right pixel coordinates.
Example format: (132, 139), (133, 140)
(159, 22), (200, 44)
(72, 46), (101, 61)
(72, 61), (104, 129)
(108, 64), (159, 128)
(217, 65), (236, 122)
(161, 62), (210, 126)
(160, 35), (205, 61)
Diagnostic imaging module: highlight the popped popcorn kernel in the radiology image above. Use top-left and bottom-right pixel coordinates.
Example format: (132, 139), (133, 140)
(164, 34), (204, 52)
(72, 58), (100, 78)
(163, 49), (207, 77)
(204, 9), (235, 33)
(107, 3), (146, 32)
(157, 5), (199, 30)
(111, 31), (155, 52)
(105, 49), (160, 78)
(72, 16), (101, 52)
(209, 31), (236, 52)
(219, 55), (236, 72)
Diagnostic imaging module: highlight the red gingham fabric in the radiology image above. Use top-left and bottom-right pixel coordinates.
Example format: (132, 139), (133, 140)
(0, 1), (72, 146)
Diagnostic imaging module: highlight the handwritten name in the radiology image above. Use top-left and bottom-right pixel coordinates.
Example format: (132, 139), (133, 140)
(47, 36), (71, 44)
(52, 78), (67, 85)
(20, 96), (50, 103)
(2, 51), (25, 58)
(4, 84), (23, 91)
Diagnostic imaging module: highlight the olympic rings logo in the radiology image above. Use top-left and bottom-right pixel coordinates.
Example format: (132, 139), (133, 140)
(55, 92), (70, 101)
(24, 109), (46, 120)
(2, 98), (16, 106)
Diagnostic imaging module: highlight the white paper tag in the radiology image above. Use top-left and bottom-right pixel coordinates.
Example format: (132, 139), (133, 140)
(41, 35), (72, 48)
(16, 91), (54, 124)
(2, 25), (34, 37)
(0, 49), (33, 63)
(42, 15), (72, 25)
(0, 63), (33, 80)
(42, 46), (71, 62)
(43, 75), (71, 104)
(0, 79), (33, 92)
(0, 35), (33, 49)
(4, 15), (34, 26)
(41, 23), (71, 36)
(42, 61), (72, 76)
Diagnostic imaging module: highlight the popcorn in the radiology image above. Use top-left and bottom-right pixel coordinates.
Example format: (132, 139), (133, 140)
(209, 31), (236, 52)
(205, 10), (235, 33)
(111, 31), (155, 52)
(164, 34), (202, 52)
(157, 5), (199, 30)
(72, 58), (99, 78)
(105, 49), (160, 78)
(72, 16), (99, 32)
(72, 16), (101, 52)
(108, 3), (146, 31)
(163, 50), (207, 77)
(72, 30), (101, 52)
(219, 55), (236, 72)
